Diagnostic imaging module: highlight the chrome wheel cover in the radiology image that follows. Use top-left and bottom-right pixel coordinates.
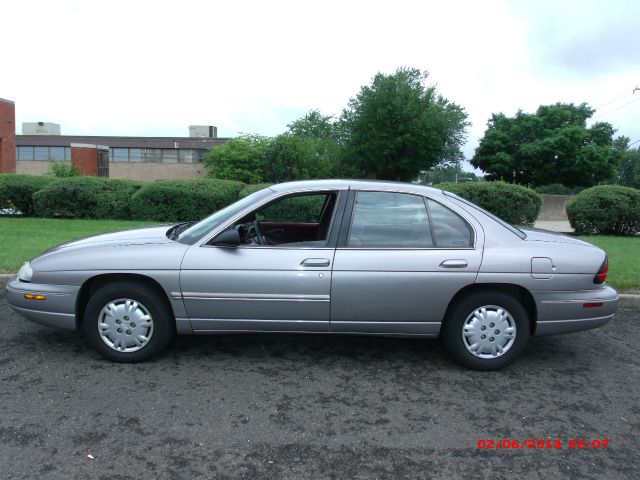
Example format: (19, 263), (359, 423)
(462, 305), (516, 359)
(98, 298), (154, 353)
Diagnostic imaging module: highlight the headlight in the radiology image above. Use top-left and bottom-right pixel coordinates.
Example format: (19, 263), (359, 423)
(17, 262), (33, 282)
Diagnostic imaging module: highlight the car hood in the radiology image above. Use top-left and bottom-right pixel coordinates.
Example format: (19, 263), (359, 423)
(41, 225), (172, 254)
(519, 227), (596, 247)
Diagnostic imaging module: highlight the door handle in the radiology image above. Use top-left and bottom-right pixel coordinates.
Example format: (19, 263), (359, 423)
(301, 258), (330, 267)
(439, 259), (468, 268)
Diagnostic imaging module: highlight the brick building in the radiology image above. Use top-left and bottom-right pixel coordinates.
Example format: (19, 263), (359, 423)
(0, 99), (229, 180)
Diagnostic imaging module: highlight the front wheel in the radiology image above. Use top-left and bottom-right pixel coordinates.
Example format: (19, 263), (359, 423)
(83, 281), (174, 362)
(442, 292), (530, 370)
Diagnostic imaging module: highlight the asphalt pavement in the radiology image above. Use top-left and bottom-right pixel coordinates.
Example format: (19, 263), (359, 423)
(0, 291), (638, 479)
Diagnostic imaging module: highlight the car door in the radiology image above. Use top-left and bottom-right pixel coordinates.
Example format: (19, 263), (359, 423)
(179, 190), (345, 333)
(330, 189), (483, 335)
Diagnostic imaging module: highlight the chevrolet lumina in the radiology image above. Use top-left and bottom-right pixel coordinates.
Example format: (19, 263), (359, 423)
(6, 180), (618, 370)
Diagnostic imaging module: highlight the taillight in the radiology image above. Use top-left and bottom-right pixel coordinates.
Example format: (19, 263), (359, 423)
(594, 257), (608, 284)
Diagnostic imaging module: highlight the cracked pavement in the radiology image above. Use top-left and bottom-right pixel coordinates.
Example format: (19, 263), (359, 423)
(0, 290), (638, 479)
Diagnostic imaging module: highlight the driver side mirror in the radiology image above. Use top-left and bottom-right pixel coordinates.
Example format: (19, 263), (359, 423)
(209, 229), (241, 247)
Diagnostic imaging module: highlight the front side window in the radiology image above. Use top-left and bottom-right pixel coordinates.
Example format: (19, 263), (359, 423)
(225, 192), (337, 247)
(348, 191), (433, 248)
(427, 200), (473, 247)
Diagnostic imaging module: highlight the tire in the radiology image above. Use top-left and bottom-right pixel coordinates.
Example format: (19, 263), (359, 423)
(442, 291), (530, 370)
(83, 281), (174, 362)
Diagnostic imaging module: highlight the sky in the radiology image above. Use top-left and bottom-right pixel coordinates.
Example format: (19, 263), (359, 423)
(1, 0), (639, 171)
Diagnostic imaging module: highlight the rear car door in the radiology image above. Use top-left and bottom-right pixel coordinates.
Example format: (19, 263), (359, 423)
(330, 189), (484, 335)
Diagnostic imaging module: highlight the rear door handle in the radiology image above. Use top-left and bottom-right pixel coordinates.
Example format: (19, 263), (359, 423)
(439, 259), (468, 268)
(301, 258), (330, 267)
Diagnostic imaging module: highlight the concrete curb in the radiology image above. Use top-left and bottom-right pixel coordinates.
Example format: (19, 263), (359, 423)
(619, 294), (640, 309)
(1, 273), (639, 308)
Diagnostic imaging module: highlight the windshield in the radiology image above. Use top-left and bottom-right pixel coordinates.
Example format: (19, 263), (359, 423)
(443, 191), (527, 239)
(177, 188), (274, 244)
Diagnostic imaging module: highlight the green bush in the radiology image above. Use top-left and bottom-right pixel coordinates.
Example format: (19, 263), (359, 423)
(0, 174), (54, 216)
(437, 181), (542, 226)
(33, 177), (143, 219)
(239, 183), (272, 198)
(566, 185), (640, 235)
(49, 161), (80, 178)
(130, 179), (244, 222)
(535, 183), (582, 195)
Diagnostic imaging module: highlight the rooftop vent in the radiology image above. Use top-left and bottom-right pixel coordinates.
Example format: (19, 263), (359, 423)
(22, 122), (61, 135)
(189, 125), (218, 138)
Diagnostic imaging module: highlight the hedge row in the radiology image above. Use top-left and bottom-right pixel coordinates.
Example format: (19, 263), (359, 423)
(130, 179), (244, 222)
(34, 177), (144, 219)
(567, 185), (640, 235)
(8, 175), (637, 234)
(437, 181), (542, 226)
(0, 175), (245, 222)
(0, 174), (55, 216)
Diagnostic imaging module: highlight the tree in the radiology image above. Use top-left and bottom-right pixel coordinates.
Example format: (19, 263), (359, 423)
(287, 110), (337, 141)
(340, 67), (469, 181)
(419, 165), (481, 185)
(284, 109), (360, 179)
(262, 134), (316, 183)
(202, 134), (270, 183)
(471, 103), (620, 187)
(618, 138), (640, 189)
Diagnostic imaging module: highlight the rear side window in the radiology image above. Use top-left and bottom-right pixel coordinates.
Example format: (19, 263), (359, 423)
(348, 191), (433, 247)
(427, 200), (473, 247)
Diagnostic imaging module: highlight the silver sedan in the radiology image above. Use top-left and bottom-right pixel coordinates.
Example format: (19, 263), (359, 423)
(6, 180), (618, 370)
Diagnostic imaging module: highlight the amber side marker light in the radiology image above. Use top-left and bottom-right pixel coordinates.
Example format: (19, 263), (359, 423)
(24, 294), (46, 301)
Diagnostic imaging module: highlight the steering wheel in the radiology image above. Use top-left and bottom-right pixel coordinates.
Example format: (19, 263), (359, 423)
(253, 220), (266, 245)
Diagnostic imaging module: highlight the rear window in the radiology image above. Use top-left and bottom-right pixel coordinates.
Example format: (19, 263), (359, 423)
(427, 200), (473, 247)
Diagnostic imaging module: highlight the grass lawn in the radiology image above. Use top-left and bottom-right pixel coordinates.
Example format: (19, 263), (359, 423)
(577, 235), (640, 292)
(0, 217), (155, 273)
(1, 218), (638, 293)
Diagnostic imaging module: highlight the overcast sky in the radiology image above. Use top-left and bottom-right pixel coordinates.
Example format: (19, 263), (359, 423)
(2, 0), (639, 170)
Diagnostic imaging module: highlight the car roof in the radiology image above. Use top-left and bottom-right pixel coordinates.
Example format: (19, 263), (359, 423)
(269, 179), (445, 197)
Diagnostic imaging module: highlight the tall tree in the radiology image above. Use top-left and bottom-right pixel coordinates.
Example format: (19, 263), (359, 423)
(617, 136), (640, 188)
(471, 103), (620, 187)
(287, 110), (337, 141)
(202, 134), (270, 183)
(341, 68), (468, 181)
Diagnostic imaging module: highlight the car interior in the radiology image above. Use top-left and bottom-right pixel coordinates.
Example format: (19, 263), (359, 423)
(232, 192), (338, 247)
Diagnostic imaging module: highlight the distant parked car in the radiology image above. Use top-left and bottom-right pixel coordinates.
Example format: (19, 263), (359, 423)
(6, 180), (618, 370)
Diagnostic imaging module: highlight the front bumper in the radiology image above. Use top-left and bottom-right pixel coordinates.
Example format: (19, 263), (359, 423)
(533, 285), (618, 336)
(6, 278), (80, 331)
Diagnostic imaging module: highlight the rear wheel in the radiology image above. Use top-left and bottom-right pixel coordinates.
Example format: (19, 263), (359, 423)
(442, 291), (530, 370)
(83, 281), (173, 362)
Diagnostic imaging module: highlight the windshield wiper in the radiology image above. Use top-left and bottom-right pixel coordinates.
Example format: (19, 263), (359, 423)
(167, 221), (197, 240)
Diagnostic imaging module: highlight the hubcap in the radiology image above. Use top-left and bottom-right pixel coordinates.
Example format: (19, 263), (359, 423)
(462, 305), (516, 359)
(98, 299), (154, 353)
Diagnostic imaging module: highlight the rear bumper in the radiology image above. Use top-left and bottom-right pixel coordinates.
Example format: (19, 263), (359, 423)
(533, 285), (618, 336)
(6, 279), (79, 331)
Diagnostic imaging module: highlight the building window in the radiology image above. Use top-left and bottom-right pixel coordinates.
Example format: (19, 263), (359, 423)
(34, 147), (50, 161)
(112, 148), (129, 162)
(129, 148), (142, 163)
(144, 148), (162, 162)
(178, 149), (195, 164)
(162, 150), (178, 164)
(50, 147), (66, 161)
(17, 146), (34, 160)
